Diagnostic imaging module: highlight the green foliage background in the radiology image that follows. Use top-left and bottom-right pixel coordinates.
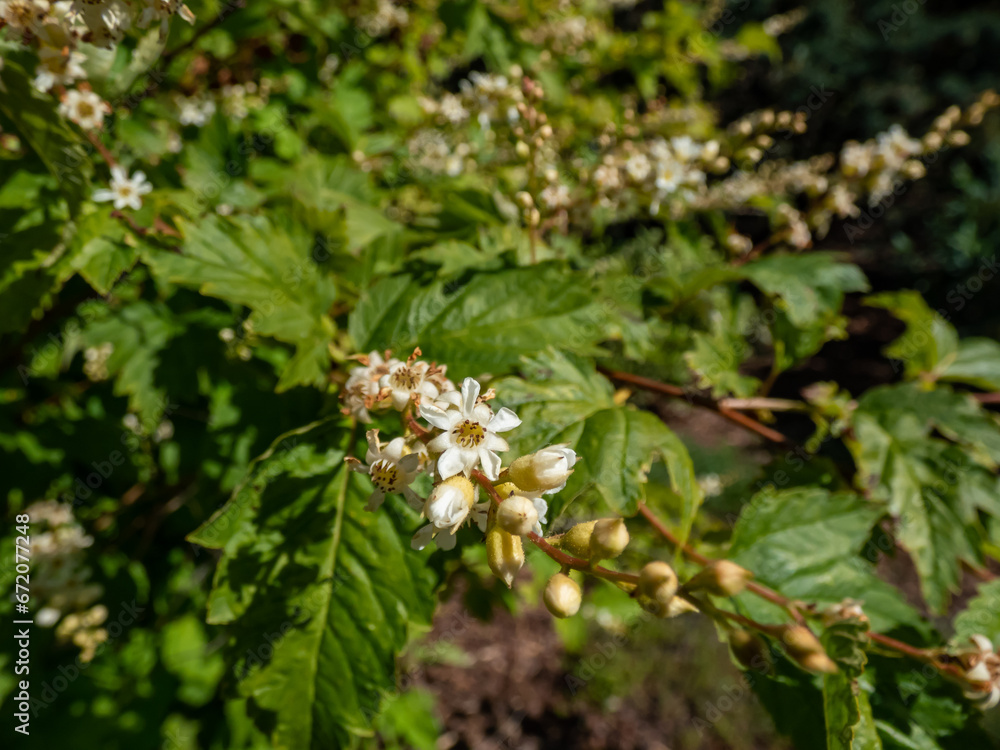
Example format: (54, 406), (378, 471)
(2, 1), (1000, 748)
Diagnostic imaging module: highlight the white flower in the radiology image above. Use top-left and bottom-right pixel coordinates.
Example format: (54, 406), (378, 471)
(508, 444), (578, 494)
(92, 166), (153, 211)
(671, 135), (701, 162)
(540, 183), (570, 209)
(378, 355), (444, 411)
(411, 475), (478, 551)
(58, 89), (108, 130)
(347, 430), (422, 512)
(178, 96), (215, 126)
(420, 377), (521, 481)
(138, 0), (195, 39)
(961, 634), (1000, 711)
(341, 351), (400, 422)
(625, 154), (651, 182)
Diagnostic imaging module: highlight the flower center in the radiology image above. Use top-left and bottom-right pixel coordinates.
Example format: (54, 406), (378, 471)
(118, 185), (133, 197)
(78, 102), (94, 118)
(391, 367), (419, 390)
(452, 419), (485, 448)
(370, 460), (401, 492)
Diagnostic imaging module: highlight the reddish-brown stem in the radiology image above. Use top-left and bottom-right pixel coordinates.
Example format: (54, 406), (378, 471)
(471, 469), (505, 505)
(86, 131), (117, 167)
(600, 368), (790, 445)
(405, 413), (432, 443)
(527, 532), (639, 585)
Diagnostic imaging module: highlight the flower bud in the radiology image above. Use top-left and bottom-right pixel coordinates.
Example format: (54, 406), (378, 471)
(508, 445), (577, 493)
(552, 520), (597, 559)
(779, 625), (838, 674)
(685, 560), (752, 597)
(591, 518), (629, 561)
(497, 495), (539, 537)
(515, 140), (530, 159)
(425, 475), (476, 530)
(638, 561), (678, 606)
(543, 573), (581, 618)
(486, 526), (523, 588)
(728, 629), (770, 671)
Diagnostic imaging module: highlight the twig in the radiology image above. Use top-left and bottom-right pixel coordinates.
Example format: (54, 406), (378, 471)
(526, 532), (639, 585)
(599, 368), (791, 445)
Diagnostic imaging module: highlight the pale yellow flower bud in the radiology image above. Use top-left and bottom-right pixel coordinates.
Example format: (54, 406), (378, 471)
(638, 561), (678, 606)
(590, 518), (629, 561)
(780, 625), (838, 674)
(496, 495), (538, 537)
(508, 445), (577, 492)
(552, 520), (597, 559)
(543, 573), (581, 618)
(685, 560), (753, 597)
(486, 526), (524, 588)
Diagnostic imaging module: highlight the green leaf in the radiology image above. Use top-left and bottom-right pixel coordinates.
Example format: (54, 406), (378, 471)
(493, 351), (701, 522)
(941, 337), (1000, 391)
(848, 384), (1000, 611)
(348, 267), (606, 376)
(823, 671), (881, 750)
(953, 580), (1000, 646)
(0, 58), (93, 213)
(865, 291), (958, 381)
(740, 253), (869, 329)
(67, 211), (138, 295)
(189, 420), (437, 749)
(728, 487), (920, 630)
(147, 214), (338, 390)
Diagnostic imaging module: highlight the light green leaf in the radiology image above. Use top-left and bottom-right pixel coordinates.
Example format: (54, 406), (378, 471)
(953, 580), (1000, 646)
(348, 267), (605, 376)
(865, 291), (958, 381)
(493, 351), (700, 522)
(941, 338), (1000, 391)
(147, 214), (338, 390)
(188, 420), (437, 749)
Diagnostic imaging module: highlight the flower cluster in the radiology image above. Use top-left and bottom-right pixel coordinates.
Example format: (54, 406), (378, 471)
(23, 500), (106, 658)
(341, 349), (578, 558)
(1, 0), (194, 92)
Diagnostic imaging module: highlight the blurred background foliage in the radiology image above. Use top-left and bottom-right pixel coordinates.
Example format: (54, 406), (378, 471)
(1, 0), (1000, 748)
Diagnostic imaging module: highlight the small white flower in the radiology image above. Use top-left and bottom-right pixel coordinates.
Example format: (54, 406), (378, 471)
(961, 634), (1000, 711)
(420, 377), (521, 481)
(625, 154), (651, 182)
(671, 135), (701, 162)
(92, 166), (153, 211)
(347, 429), (422, 512)
(378, 354), (444, 411)
(341, 351), (400, 422)
(58, 89), (108, 131)
(411, 476), (479, 551)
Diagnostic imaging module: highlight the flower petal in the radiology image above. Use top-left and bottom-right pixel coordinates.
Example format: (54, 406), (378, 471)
(364, 489), (385, 512)
(419, 402), (453, 431)
(92, 189), (116, 202)
(435, 446), (467, 480)
(427, 432), (452, 453)
(402, 487), (424, 510)
(398, 452), (420, 474)
(435, 530), (457, 550)
(411, 523), (435, 550)
(488, 407), (521, 433)
(460, 377), (480, 415)
(478, 448), (502, 481)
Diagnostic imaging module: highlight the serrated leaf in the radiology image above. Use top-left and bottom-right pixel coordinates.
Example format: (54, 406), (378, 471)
(953, 580), (1000, 645)
(823, 671), (881, 750)
(941, 338), (1000, 391)
(348, 267), (605, 376)
(189, 420), (437, 749)
(492, 351), (700, 523)
(147, 214), (337, 390)
(848, 384), (1000, 611)
(865, 291), (958, 381)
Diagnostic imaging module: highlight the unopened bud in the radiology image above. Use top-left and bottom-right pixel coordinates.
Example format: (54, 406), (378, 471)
(543, 573), (581, 618)
(486, 527), (524, 588)
(497, 495), (538, 537)
(638, 561), (678, 605)
(728, 629), (770, 671)
(552, 520), (597, 559)
(591, 518), (629, 561)
(779, 625), (837, 674)
(515, 140), (530, 159)
(685, 560), (752, 597)
(425, 475), (476, 529)
(508, 444), (577, 492)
